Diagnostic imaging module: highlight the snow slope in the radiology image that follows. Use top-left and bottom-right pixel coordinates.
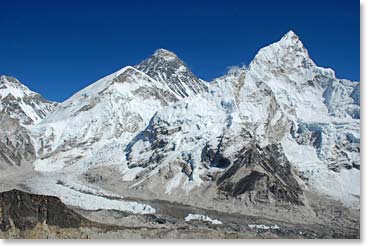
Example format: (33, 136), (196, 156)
(30, 66), (179, 171)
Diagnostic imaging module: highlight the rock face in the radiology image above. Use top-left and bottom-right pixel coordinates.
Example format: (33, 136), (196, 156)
(136, 49), (208, 98)
(0, 189), (86, 231)
(0, 113), (35, 168)
(216, 144), (303, 205)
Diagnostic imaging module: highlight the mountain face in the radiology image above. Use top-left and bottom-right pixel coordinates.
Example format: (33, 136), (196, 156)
(136, 49), (208, 98)
(30, 66), (180, 172)
(0, 113), (35, 169)
(0, 76), (56, 174)
(0, 31), (360, 237)
(0, 76), (57, 125)
(123, 31), (359, 207)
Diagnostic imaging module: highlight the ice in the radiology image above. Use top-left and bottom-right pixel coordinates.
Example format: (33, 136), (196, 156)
(184, 214), (222, 225)
(26, 175), (156, 214)
(248, 224), (280, 230)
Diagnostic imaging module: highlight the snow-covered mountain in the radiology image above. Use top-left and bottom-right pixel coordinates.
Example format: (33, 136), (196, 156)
(124, 31), (360, 207)
(0, 31), (360, 214)
(30, 66), (180, 171)
(0, 75), (57, 125)
(136, 49), (208, 98)
(0, 75), (57, 171)
(249, 31), (360, 205)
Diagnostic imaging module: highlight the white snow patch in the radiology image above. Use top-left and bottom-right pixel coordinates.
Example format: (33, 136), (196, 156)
(248, 224), (280, 230)
(184, 214), (222, 225)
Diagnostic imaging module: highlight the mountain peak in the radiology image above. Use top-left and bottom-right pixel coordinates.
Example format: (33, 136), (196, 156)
(136, 49), (208, 98)
(153, 48), (178, 61)
(247, 30), (317, 85)
(0, 75), (31, 99)
(0, 76), (57, 125)
(0, 75), (23, 88)
(250, 30), (307, 64)
(278, 30), (304, 49)
(282, 30), (299, 40)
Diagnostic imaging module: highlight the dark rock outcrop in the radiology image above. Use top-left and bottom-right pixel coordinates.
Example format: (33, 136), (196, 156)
(217, 144), (303, 205)
(0, 189), (87, 232)
(201, 138), (231, 169)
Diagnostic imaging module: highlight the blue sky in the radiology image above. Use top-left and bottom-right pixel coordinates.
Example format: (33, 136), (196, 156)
(0, 0), (359, 102)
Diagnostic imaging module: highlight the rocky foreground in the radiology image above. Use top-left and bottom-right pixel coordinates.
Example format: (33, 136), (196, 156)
(0, 189), (359, 239)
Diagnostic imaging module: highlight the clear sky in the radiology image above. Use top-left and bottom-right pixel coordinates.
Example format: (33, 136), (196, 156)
(0, 0), (359, 102)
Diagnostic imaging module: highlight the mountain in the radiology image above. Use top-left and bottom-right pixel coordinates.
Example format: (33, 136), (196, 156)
(124, 31), (360, 207)
(0, 75), (57, 125)
(0, 75), (56, 183)
(136, 49), (208, 98)
(0, 31), (360, 239)
(30, 66), (181, 172)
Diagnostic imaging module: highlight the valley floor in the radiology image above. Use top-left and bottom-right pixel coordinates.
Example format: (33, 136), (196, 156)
(0, 173), (360, 239)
